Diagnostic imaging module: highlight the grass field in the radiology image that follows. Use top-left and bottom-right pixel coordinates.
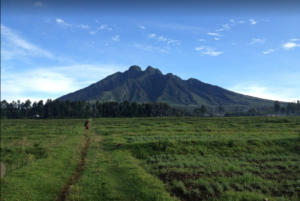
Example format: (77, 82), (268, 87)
(1, 117), (300, 201)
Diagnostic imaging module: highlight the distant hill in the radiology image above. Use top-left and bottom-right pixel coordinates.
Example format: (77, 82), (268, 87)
(57, 65), (276, 108)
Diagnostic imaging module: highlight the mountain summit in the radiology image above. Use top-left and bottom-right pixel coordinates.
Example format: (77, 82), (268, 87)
(57, 65), (274, 108)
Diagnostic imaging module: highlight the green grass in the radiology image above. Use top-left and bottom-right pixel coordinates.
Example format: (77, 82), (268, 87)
(1, 117), (300, 200)
(0, 119), (85, 200)
(67, 127), (174, 201)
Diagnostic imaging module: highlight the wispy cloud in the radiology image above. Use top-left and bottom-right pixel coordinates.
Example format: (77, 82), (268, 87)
(148, 34), (180, 45)
(290, 38), (299, 42)
(215, 24), (231, 32)
(56, 18), (70, 26)
(112, 35), (120, 41)
(207, 33), (221, 37)
(89, 24), (112, 35)
(134, 44), (169, 53)
(158, 36), (168, 41)
(147, 33), (156, 38)
(34, 1), (42, 6)
(248, 38), (266, 45)
(98, 24), (112, 30)
(262, 39), (300, 54)
(199, 39), (206, 42)
(138, 24), (146, 29)
(1, 24), (54, 60)
(95, 19), (100, 23)
(229, 83), (300, 102)
(195, 46), (223, 56)
(262, 49), (278, 54)
(76, 24), (89, 29)
(215, 19), (236, 32)
(151, 23), (205, 32)
(56, 18), (89, 29)
(1, 64), (123, 102)
(237, 21), (245, 24)
(214, 38), (220, 40)
(249, 19), (257, 25)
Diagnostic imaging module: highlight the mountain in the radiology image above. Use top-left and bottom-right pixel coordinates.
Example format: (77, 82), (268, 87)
(57, 65), (276, 108)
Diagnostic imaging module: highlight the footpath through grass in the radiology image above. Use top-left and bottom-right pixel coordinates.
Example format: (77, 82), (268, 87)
(66, 121), (174, 201)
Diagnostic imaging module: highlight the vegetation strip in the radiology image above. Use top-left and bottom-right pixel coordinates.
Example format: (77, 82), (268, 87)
(56, 132), (90, 201)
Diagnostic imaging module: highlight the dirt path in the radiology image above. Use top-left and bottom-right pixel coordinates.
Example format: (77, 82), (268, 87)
(55, 131), (90, 201)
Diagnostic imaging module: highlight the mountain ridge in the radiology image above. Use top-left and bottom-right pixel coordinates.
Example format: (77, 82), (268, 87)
(57, 65), (277, 108)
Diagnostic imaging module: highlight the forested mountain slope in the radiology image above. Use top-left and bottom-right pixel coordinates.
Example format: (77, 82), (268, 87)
(58, 65), (276, 108)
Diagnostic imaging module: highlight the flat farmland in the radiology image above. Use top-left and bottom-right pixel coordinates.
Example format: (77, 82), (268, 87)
(1, 117), (300, 201)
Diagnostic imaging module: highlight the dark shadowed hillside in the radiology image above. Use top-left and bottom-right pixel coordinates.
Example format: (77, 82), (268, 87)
(57, 65), (276, 108)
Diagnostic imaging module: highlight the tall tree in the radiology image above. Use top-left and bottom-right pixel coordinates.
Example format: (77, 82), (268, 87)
(37, 100), (44, 118)
(280, 106), (286, 114)
(274, 101), (281, 113)
(200, 105), (207, 114)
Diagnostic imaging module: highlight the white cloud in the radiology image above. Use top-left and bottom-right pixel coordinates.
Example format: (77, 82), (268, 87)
(34, 1), (42, 6)
(98, 24), (112, 30)
(290, 38), (299, 41)
(229, 83), (300, 102)
(249, 19), (257, 25)
(89, 24), (112, 35)
(215, 24), (231, 32)
(195, 47), (205, 51)
(237, 21), (245, 24)
(282, 42), (300, 50)
(152, 22), (205, 32)
(56, 18), (89, 29)
(148, 34), (180, 45)
(158, 36), (168, 41)
(1, 24), (54, 60)
(56, 18), (70, 26)
(215, 19), (237, 32)
(195, 46), (223, 56)
(262, 49), (277, 54)
(199, 39), (206, 42)
(207, 33), (221, 37)
(112, 35), (120, 41)
(248, 38), (265, 45)
(262, 40), (300, 54)
(95, 19), (100, 23)
(134, 44), (169, 53)
(214, 38), (220, 40)
(167, 39), (180, 45)
(147, 33), (156, 38)
(1, 64), (123, 102)
(138, 24), (146, 29)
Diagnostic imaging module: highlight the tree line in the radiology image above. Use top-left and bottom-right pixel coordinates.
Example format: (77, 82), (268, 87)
(224, 100), (300, 116)
(1, 99), (299, 119)
(0, 99), (189, 119)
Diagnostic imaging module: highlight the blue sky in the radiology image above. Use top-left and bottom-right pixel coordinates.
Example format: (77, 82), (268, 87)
(1, 0), (300, 103)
